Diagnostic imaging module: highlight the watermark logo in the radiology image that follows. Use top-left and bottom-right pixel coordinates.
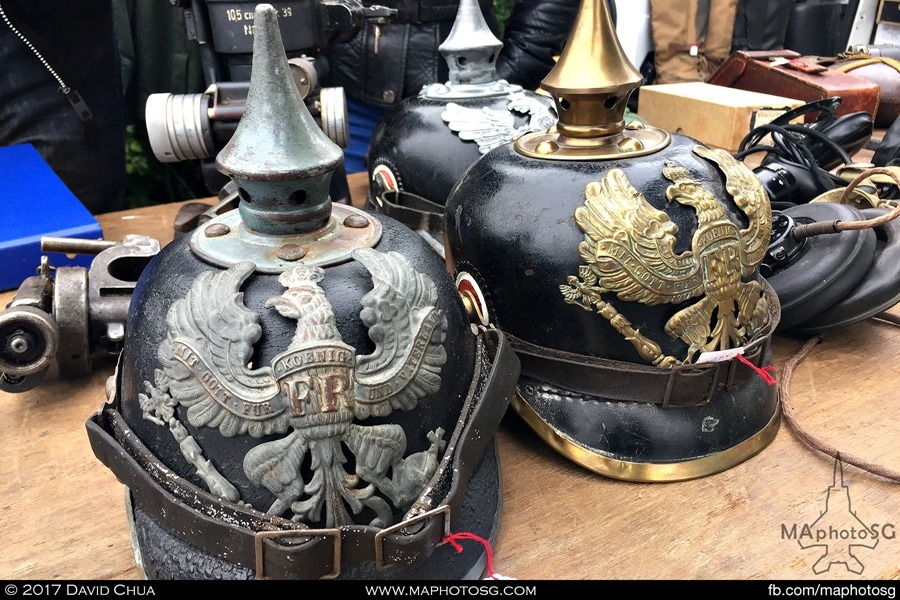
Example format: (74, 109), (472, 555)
(781, 455), (895, 575)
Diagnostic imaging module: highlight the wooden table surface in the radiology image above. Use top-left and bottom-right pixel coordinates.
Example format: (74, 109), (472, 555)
(1, 171), (898, 581)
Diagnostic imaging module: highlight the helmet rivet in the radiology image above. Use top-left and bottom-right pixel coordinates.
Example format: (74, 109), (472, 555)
(277, 244), (307, 261)
(618, 137), (645, 152)
(204, 223), (231, 238)
(343, 215), (370, 229)
(536, 141), (558, 155)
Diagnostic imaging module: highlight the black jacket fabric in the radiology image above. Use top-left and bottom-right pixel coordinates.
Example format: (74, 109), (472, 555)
(2, 0), (115, 92)
(321, 0), (580, 107)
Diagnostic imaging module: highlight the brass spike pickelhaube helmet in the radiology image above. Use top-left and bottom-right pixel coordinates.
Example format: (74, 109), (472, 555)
(445, 0), (781, 481)
(365, 0), (557, 252)
(87, 4), (519, 579)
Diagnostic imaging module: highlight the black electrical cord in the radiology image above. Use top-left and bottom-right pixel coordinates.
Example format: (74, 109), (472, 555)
(735, 122), (851, 195)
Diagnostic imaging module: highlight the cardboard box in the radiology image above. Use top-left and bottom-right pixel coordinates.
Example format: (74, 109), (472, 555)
(0, 144), (102, 291)
(637, 82), (805, 152)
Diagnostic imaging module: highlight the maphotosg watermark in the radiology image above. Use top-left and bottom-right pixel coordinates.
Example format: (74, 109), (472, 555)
(768, 584), (896, 599)
(780, 456), (896, 575)
(364, 584), (537, 597)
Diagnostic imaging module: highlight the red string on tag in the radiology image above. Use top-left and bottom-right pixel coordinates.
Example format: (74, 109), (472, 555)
(443, 532), (497, 580)
(737, 353), (776, 385)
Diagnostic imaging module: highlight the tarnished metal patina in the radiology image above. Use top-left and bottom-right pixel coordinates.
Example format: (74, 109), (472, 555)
(190, 3), (377, 272)
(190, 203), (382, 272)
(139, 248), (449, 527)
(560, 146), (772, 367)
(87, 5), (520, 581)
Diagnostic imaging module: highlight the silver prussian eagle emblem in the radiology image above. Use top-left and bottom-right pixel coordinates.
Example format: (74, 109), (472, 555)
(138, 248), (449, 527)
(441, 91), (558, 153)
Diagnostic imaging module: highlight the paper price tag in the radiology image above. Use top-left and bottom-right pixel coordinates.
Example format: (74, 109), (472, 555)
(697, 347), (746, 365)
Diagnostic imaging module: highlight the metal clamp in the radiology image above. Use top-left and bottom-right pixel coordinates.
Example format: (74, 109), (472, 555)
(254, 527), (342, 580)
(374, 505), (451, 570)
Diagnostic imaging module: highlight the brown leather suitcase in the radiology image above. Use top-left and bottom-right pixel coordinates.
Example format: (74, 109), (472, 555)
(707, 50), (881, 119)
(830, 55), (900, 127)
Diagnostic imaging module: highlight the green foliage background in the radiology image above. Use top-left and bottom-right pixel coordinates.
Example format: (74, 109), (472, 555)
(123, 0), (519, 209)
(493, 0), (515, 35)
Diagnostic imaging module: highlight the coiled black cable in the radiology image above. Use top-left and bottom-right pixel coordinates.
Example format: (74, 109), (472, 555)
(735, 122), (851, 196)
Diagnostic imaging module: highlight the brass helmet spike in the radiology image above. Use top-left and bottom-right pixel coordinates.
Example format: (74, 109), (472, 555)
(515, 0), (670, 160)
(542, 0), (641, 138)
(216, 3), (343, 234)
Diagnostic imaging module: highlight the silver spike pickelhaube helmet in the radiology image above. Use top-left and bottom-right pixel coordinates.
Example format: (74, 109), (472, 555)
(445, 0), (781, 481)
(364, 0), (557, 253)
(87, 4), (519, 579)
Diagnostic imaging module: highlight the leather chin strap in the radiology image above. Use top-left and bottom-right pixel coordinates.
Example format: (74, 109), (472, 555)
(373, 190), (445, 236)
(509, 282), (782, 408)
(86, 328), (519, 580)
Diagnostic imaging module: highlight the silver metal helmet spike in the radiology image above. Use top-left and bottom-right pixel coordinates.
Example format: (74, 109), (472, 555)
(440, 0), (503, 86)
(216, 3), (343, 235)
(422, 0), (522, 99)
(189, 3), (382, 273)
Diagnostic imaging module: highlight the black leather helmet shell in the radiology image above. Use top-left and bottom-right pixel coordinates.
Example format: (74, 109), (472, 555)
(115, 216), (502, 579)
(366, 92), (556, 211)
(87, 4), (518, 581)
(364, 0), (556, 241)
(445, 133), (781, 481)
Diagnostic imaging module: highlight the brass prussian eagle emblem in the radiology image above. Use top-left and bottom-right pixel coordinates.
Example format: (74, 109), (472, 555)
(139, 248), (449, 527)
(560, 146), (772, 367)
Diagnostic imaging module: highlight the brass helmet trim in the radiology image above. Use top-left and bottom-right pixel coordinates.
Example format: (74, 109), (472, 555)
(515, 122), (671, 161)
(510, 391), (782, 482)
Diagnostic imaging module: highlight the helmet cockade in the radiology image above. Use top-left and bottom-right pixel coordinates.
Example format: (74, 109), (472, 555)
(139, 248), (449, 527)
(561, 146), (773, 367)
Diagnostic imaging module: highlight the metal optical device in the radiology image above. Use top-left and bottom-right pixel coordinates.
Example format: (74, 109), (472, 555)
(0, 236), (160, 393)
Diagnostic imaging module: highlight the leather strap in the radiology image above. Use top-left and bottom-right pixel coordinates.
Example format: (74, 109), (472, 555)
(86, 328), (519, 580)
(834, 56), (900, 75)
(509, 283), (781, 408)
(375, 190), (445, 235)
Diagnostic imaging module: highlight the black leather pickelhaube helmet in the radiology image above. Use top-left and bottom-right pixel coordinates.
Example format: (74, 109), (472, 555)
(364, 0), (556, 252)
(86, 5), (519, 580)
(445, 0), (781, 481)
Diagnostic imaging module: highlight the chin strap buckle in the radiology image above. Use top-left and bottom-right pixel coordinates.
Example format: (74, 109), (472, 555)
(255, 528), (342, 580)
(374, 505), (451, 570)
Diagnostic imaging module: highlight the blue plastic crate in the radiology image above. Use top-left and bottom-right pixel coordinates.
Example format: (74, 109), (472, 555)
(0, 144), (103, 291)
